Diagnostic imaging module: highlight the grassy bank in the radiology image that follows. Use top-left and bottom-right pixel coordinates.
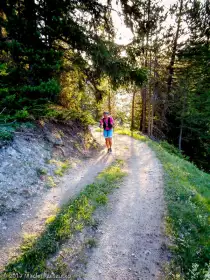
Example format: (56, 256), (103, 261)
(3, 160), (126, 279)
(115, 128), (210, 280)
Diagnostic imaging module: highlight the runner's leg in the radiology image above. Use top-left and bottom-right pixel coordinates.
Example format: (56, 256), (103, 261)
(108, 129), (113, 151)
(109, 138), (112, 148)
(105, 138), (109, 149)
(104, 130), (109, 149)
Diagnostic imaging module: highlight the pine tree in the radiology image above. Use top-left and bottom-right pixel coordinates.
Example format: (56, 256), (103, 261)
(121, 0), (166, 134)
(0, 0), (146, 122)
(166, 0), (210, 170)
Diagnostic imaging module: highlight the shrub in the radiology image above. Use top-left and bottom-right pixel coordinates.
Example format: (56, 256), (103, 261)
(14, 108), (30, 120)
(0, 127), (14, 140)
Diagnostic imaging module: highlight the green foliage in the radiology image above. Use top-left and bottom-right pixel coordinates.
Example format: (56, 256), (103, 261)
(0, 0), (146, 125)
(159, 141), (187, 159)
(0, 63), (8, 76)
(4, 160), (126, 277)
(0, 36), (63, 118)
(46, 176), (56, 188)
(21, 234), (38, 253)
(114, 128), (147, 142)
(150, 141), (210, 280)
(36, 168), (47, 176)
(21, 79), (60, 98)
(95, 194), (108, 205)
(85, 238), (97, 248)
(14, 109), (29, 120)
(167, 47), (210, 171)
(48, 159), (70, 177)
(0, 127), (14, 141)
(20, 122), (35, 129)
(45, 106), (95, 125)
(90, 40), (147, 88)
(120, 129), (210, 280)
(162, 0), (210, 172)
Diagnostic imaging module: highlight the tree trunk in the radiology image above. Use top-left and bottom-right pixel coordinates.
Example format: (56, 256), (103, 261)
(151, 103), (154, 136)
(148, 41), (152, 136)
(140, 88), (147, 133)
(131, 90), (136, 131)
(108, 90), (111, 114)
(148, 102), (151, 136)
(179, 122), (183, 151)
(24, 0), (37, 46)
(140, 0), (151, 134)
(167, 0), (183, 93)
(179, 80), (187, 151)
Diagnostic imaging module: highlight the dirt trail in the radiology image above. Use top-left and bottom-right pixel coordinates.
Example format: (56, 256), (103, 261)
(0, 130), (167, 279)
(0, 130), (130, 270)
(85, 132), (167, 280)
(0, 153), (118, 269)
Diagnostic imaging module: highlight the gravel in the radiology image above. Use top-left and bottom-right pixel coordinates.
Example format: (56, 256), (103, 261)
(0, 128), (169, 279)
(84, 133), (168, 280)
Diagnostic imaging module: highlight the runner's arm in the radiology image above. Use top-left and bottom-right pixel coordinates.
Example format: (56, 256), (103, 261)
(99, 119), (103, 128)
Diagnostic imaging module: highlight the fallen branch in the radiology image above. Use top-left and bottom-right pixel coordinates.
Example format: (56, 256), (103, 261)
(0, 107), (6, 115)
(0, 120), (16, 126)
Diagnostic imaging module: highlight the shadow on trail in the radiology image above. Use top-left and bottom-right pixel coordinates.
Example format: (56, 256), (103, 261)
(0, 131), (134, 271)
(0, 133), (127, 270)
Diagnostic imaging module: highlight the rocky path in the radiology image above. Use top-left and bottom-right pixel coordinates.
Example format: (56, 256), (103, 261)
(0, 130), (130, 270)
(84, 132), (167, 279)
(1, 131), (168, 279)
(0, 150), (118, 269)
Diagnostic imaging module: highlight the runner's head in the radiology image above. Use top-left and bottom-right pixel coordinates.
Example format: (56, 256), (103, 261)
(103, 111), (109, 119)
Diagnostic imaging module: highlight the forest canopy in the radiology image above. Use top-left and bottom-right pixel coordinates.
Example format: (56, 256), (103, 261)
(0, 0), (209, 171)
(0, 0), (146, 119)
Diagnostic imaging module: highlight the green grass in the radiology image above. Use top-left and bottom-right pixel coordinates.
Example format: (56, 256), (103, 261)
(36, 168), (47, 176)
(55, 160), (70, 176)
(114, 128), (147, 142)
(149, 141), (210, 280)
(3, 160), (126, 279)
(95, 127), (147, 142)
(49, 159), (71, 177)
(46, 176), (56, 188)
(85, 238), (97, 248)
(21, 234), (38, 253)
(95, 127), (101, 132)
(116, 128), (210, 280)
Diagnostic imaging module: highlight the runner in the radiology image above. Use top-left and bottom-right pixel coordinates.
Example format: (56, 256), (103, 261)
(99, 112), (114, 153)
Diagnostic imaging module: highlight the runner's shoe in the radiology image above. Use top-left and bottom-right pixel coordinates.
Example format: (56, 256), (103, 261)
(109, 148), (112, 153)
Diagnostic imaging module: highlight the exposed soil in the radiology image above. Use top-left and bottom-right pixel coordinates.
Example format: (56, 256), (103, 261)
(0, 128), (169, 279)
(0, 121), (99, 269)
(85, 132), (169, 280)
(46, 131), (169, 279)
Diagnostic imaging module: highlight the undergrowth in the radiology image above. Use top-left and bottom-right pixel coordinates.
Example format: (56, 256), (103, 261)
(0, 127), (14, 140)
(3, 159), (126, 279)
(0, 122), (35, 141)
(53, 160), (71, 177)
(44, 105), (95, 125)
(115, 128), (210, 280)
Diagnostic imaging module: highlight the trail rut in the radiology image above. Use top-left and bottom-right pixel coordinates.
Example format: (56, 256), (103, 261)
(0, 130), (130, 270)
(85, 132), (168, 279)
(0, 130), (168, 279)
